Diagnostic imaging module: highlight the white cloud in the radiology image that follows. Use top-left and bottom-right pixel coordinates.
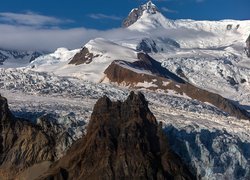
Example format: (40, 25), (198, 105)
(0, 24), (98, 51)
(0, 22), (143, 52)
(0, 12), (129, 52)
(0, 12), (73, 27)
(161, 7), (178, 13)
(88, 13), (122, 21)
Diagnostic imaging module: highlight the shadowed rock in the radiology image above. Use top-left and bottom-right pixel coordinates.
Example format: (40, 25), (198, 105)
(69, 47), (98, 65)
(0, 95), (57, 179)
(39, 92), (195, 180)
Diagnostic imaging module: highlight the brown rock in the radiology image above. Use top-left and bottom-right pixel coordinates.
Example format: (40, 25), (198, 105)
(69, 47), (99, 65)
(0, 95), (64, 179)
(104, 53), (249, 120)
(39, 92), (195, 180)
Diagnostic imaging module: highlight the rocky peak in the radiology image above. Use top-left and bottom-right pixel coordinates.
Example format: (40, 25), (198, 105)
(122, 1), (158, 27)
(144, 0), (157, 14)
(39, 92), (195, 180)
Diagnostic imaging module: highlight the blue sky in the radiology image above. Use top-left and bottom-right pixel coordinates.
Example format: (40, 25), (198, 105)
(0, 0), (249, 30)
(0, 0), (249, 51)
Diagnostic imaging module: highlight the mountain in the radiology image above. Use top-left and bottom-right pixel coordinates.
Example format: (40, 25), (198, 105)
(0, 49), (44, 68)
(122, 0), (158, 28)
(38, 92), (195, 180)
(1, 1), (250, 179)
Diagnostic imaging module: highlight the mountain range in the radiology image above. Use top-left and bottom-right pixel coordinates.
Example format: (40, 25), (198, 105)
(0, 1), (250, 179)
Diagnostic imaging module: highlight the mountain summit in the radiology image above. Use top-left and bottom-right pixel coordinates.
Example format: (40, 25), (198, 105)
(122, 1), (159, 27)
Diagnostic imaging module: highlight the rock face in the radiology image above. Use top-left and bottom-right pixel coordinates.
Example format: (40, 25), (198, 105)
(68, 47), (97, 65)
(122, 1), (158, 27)
(39, 92), (195, 180)
(104, 54), (249, 120)
(246, 34), (250, 58)
(0, 95), (72, 179)
(104, 52), (185, 84)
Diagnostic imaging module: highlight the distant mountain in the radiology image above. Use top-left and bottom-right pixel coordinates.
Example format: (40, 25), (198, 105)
(0, 49), (44, 68)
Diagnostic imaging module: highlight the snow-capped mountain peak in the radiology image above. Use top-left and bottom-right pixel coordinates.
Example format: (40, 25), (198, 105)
(142, 0), (158, 14)
(122, 1), (174, 31)
(122, 0), (163, 28)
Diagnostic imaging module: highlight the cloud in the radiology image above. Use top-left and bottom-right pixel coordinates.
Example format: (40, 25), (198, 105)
(161, 7), (178, 13)
(88, 13), (122, 21)
(0, 12), (73, 27)
(0, 22), (143, 52)
(0, 24), (97, 51)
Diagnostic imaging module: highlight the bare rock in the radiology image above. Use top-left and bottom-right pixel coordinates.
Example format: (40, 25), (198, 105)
(39, 92), (195, 180)
(69, 47), (97, 65)
(0, 95), (71, 179)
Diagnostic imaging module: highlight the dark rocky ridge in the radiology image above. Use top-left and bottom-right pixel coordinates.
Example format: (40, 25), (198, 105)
(39, 92), (195, 180)
(105, 52), (185, 84)
(104, 54), (249, 120)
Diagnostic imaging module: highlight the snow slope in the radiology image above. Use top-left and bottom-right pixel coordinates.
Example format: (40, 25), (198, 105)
(30, 38), (140, 82)
(127, 2), (250, 49)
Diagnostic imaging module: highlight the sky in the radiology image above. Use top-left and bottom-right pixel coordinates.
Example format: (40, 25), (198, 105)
(0, 0), (249, 51)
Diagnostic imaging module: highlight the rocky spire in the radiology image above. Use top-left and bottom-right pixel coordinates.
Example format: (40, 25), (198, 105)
(39, 92), (195, 180)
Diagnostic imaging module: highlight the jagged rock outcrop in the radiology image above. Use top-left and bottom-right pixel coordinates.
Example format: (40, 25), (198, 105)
(246, 34), (250, 58)
(68, 47), (97, 65)
(122, 1), (158, 27)
(0, 95), (56, 179)
(39, 92), (195, 180)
